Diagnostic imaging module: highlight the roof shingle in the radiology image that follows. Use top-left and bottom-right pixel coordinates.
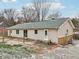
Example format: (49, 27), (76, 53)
(7, 18), (68, 30)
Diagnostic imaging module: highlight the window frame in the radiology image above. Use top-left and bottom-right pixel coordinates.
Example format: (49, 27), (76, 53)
(34, 30), (38, 34)
(24, 30), (27, 37)
(16, 30), (19, 34)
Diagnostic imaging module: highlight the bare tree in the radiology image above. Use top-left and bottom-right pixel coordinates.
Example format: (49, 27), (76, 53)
(16, 17), (24, 24)
(0, 10), (5, 42)
(4, 9), (17, 26)
(47, 11), (61, 19)
(0, 10), (5, 22)
(22, 6), (36, 22)
(32, 0), (51, 21)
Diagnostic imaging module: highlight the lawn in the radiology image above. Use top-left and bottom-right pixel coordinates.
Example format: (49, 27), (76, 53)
(0, 43), (36, 59)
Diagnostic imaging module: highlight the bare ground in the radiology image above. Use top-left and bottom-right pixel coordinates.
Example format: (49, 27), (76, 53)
(0, 36), (60, 53)
(0, 36), (79, 59)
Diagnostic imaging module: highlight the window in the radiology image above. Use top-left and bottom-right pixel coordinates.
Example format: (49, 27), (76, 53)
(34, 30), (38, 34)
(16, 30), (19, 34)
(66, 29), (68, 34)
(45, 30), (47, 36)
(65, 29), (68, 35)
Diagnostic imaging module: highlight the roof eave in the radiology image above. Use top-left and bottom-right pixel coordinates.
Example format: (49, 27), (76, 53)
(7, 28), (58, 30)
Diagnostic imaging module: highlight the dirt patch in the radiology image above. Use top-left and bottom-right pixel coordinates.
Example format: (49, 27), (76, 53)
(0, 36), (61, 54)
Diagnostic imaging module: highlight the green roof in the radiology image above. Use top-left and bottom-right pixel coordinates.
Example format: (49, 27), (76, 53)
(8, 18), (68, 30)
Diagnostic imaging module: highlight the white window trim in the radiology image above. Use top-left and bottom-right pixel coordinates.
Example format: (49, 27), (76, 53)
(16, 30), (19, 34)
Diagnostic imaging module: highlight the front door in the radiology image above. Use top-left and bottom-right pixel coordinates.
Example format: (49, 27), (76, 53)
(24, 30), (27, 37)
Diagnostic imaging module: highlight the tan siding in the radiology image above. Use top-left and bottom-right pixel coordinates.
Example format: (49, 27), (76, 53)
(10, 30), (23, 38)
(28, 30), (48, 41)
(58, 20), (74, 38)
(48, 30), (58, 43)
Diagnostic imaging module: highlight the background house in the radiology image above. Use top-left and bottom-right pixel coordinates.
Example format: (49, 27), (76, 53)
(7, 18), (75, 45)
(0, 22), (8, 36)
(71, 18), (79, 40)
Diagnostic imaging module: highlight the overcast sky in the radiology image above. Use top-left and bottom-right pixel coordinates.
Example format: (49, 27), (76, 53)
(0, 0), (79, 17)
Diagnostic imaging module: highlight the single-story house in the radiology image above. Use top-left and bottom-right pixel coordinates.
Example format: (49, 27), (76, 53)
(7, 18), (75, 45)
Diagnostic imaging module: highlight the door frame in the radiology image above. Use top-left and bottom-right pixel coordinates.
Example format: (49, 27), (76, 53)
(23, 30), (27, 37)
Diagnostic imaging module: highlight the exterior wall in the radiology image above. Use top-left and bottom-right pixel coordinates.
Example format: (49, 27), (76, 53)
(8, 29), (58, 43)
(58, 20), (74, 38)
(28, 29), (47, 41)
(8, 30), (24, 38)
(28, 29), (58, 43)
(0, 28), (8, 36)
(48, 29), (58, 43)
(58, 20), (74, 45)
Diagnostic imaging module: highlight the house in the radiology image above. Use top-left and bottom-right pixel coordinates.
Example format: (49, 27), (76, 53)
(7, 18), (75, 45)
(0, 22), (8, 36)
(0, 27), (8, 36)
